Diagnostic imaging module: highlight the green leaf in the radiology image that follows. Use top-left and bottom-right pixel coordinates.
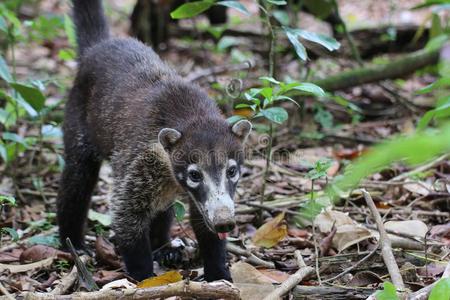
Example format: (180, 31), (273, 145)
(375, 282), (399, 300)
(0, 54), (13, 83)
(88, 209), (112, 227)
(412, 0), (449, 9)
(10, 83), (46, 112)
(264, 0), (287, 5)
(284, 27), (307, 60)
(41, 124), (63, 140)
(429, 278), (450, 300)
(174, 200), (186, 222)
(2, 227), (19, 241)
(27, 234), (61, 248)
(227, 115), (246, 124)
(217, 36), (241, 51)
(418, 102), (450, 130)
(2, 132), (28, 148)
(260, 107), (288, 124)
(171, 0), (215, 19)
(58, 48), (76, 61)
(329, 123), (450, 200)
(64, 14), (77, 48)
(0, 143), (7, 163)
(285, 27), (340, 52)
(216, 1), (250, 15)
(0, 15), (7, 33)
(259, 76), (280, 85)
(292, 82), (325, 97)
(235, 103), (252, 108)
(0, 195), (16, 206)
(272, 10), (289, 26)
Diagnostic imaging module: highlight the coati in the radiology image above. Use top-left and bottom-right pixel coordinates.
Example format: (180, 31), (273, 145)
(57, 0), (251, 282)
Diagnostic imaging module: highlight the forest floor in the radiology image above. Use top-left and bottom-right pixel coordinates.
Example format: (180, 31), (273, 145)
(0, 0), (449, 299)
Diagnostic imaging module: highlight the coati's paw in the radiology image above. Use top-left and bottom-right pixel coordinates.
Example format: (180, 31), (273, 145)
(153, 246), (186, 268)
(204, 266), (232, 282)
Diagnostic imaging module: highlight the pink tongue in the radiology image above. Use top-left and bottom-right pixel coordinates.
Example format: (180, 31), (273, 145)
(218, 232), (228, 240)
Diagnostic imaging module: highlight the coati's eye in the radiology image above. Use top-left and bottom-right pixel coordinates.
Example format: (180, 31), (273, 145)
(188, 170), (203, 182)
(226, 166), (238, 178)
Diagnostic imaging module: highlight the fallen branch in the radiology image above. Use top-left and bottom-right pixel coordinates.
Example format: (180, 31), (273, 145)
(50, 255), (90, 295)
(0, 257), (54, 274)
(23, 280), (240, 300)
(313, 46), (441, 92)
(227, 243), (275, 269)
(323, 244), (379, 283)
(408, 260), (450, 300)
(263, 250), (315, 300)
(362, 189), (405, 296)
(390, 154), (449, 182)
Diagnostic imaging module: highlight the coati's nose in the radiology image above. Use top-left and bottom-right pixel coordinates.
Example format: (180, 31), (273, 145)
(213, 206), (236, 233)
(214, 220), (236, 233)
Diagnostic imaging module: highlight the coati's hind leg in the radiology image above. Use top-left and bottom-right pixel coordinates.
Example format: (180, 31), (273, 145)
(57, 127), (102, 250)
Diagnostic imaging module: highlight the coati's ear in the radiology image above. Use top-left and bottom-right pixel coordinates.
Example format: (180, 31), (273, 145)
(158, 128), (182, 150)
(231, 120), (252, 143)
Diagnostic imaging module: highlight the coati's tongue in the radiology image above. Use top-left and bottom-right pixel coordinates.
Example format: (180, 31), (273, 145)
(217, 232), (228, 240)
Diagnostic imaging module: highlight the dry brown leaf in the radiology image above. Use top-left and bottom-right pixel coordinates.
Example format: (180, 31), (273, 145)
(235, 283), (276, 300)
(403, 181), (431, 196)
(252, 212), (287, 248)
(0, 248), (23, 263)
(94, 270), (124, 286)
(315, 209), (373, 252)
(95, 236), (122, 268)
(230, 261), (273, 284)
(257, 269), (290, 283)
(20, 245), (71, 263)
(137, 270), (182, 288)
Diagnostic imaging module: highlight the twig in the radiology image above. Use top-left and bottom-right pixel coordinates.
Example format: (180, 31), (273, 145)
(186, 61), (253, 82)
(361, 189), (405, 292)
(262, 251), (314, 300)
(390, 154), (449, 182)
(323, 244), (379, 283)
(50, 255), (90, 295)
(0, 257), (55, 273)
(0, 281), (14, 300)
(23, 280), (240, 300)
(312, 221), (322, 285)
(226, 243), (275, 269)
(408, 259), (450, 300)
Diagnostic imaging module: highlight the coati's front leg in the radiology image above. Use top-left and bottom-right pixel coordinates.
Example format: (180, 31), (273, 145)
(110, 150), (176, 281)
(111, 178), (154, 281)
(190, 205), (231, 282)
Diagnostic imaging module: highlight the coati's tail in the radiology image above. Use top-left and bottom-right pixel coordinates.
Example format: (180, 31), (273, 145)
(72, 0), (110, 56)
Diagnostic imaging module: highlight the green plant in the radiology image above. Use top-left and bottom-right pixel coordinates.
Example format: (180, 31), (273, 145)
(375, 282), (400, 300)
(0, 195), (18, 243)
(429, 277), (450, 300)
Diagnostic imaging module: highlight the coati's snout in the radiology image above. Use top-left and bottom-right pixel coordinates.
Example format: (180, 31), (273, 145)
(158, 119), (252, 238)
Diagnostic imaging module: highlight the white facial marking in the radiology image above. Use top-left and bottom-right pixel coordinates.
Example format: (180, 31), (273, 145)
(177, 172), (183, 180)
(204, 167), (235, 222)
(186, 164), (201, 188)
(228, 159), (240, 183)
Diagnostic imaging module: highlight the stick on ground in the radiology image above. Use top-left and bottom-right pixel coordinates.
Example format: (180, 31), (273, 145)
(262, 250), (315, 300)
(23, 280), (240, 300)
(361, 189), (405, 293)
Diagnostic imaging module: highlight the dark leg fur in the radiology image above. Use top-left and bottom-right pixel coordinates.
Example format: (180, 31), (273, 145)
(149, 208), (174, 250)
(57, 89), (101, 250)
(190, 206), (231, 282)
(120, 229), (154, 281)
